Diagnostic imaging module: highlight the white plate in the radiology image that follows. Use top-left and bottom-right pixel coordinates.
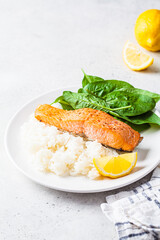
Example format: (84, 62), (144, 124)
(5, 87), (160, 193)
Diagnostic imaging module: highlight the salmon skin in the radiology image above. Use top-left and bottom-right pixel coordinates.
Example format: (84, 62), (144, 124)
(35, 104), (142, 151)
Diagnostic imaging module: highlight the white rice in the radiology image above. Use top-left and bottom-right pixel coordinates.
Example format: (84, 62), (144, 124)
(21, 103), (118, 179)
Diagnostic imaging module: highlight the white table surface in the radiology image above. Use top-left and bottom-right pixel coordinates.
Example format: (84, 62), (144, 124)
(1, 0), (160, 239)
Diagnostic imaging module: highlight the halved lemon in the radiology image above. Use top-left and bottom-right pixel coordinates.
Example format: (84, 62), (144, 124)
(123, 41), (154, 71)
(93, 152), (137, 178)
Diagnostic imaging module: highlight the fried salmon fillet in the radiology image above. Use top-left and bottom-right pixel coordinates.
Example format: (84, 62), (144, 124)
(35, 104), (142, 151)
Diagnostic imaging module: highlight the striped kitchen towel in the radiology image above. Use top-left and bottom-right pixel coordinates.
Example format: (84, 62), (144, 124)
(101, 166), (160, 240)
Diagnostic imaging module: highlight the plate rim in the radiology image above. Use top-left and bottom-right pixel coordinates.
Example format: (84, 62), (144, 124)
(4, 87), (160, 193)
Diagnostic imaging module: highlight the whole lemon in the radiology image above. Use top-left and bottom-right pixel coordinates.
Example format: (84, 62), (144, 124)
(135, 9), (160, 51)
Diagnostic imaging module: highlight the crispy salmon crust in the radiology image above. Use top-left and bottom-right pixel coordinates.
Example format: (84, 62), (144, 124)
(35, 104), (142, 151)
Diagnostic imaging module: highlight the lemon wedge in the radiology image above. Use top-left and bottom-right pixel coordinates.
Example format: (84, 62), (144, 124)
(123, 41), (154, 71)
(93, 152), (137, 178)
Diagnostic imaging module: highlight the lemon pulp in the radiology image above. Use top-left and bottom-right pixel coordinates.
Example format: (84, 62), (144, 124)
(123, 41), (154, 71)
(93, 152), (137, 178)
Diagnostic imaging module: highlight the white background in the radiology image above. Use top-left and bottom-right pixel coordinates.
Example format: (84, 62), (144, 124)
(1, 0), (160, 239)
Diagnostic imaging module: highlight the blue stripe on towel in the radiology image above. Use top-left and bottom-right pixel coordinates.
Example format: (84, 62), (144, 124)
(150, 225), (160, 229)
(132, 189), (141, 200)
(140, 185), (145, 190)
(145, 182), (152, 189)
(142, 191), (152, 201)
(115, 221), (133, 226)
(152, 176), (160, 179)
(152, 230), (159, 239)
(119, 231), (149, 240)
(154, 199), (160, 209)
(133, 189), (138, 194)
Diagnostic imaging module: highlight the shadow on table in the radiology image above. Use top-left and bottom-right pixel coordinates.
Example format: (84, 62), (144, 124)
(140, 65), (159, 74)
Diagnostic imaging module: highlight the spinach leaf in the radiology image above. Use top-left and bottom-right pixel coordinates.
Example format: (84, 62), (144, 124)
(111, 111), (160, 126)
(63, 91), (131, 112)
(84, 81), (160, 103)
(83, 81), (156, 116)
(53, 96), (74, 110)
(127, 111), (160, 126)
(74, 87), (156, 117)
(128, 88), (160, 103)
(105, 89), (156, 116)
(83, 80), (134, 98)
(82, 69), (104, 88)
(77, 88), (85, 93)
